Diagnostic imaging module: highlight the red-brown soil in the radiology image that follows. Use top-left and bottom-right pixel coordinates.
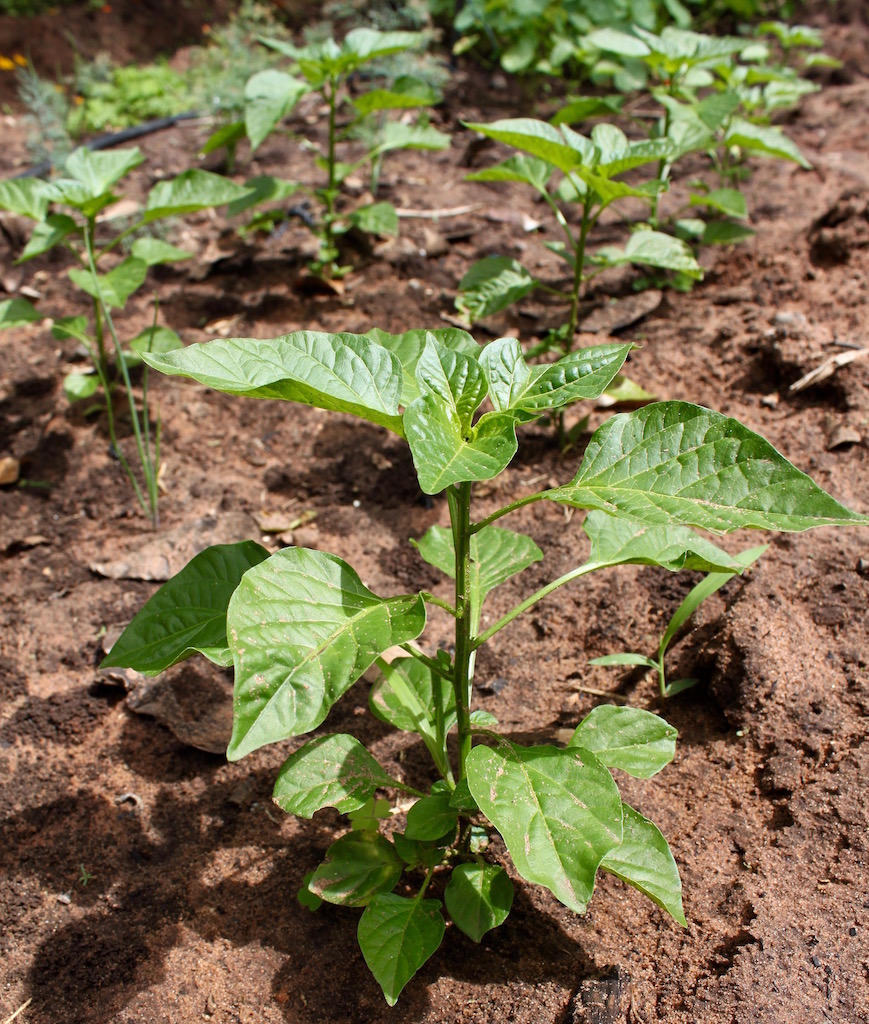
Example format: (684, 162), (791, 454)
(1, 5), (868, 1023)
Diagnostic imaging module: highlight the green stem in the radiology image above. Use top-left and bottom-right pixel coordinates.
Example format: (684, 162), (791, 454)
(470, 490), (554, 534)
(471, 561), (599, 651)
(421, 592), (459, 617)
(566, 195), (594, 347)
(398, 643), (453, 682)
(322, 76), (339, 266)
(448, 482), (474, 781)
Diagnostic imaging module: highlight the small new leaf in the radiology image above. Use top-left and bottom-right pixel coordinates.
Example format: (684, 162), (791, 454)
(445, 863), (513, 942)
(569, 706), (677, 778)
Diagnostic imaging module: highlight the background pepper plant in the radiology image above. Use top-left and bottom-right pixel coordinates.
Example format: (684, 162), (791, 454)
(102, 327), (868, 1004)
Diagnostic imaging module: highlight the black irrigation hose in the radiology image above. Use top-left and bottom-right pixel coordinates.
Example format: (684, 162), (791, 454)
(9, 110), (202, 179)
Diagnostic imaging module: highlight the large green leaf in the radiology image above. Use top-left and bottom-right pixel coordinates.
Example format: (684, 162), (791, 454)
(600, 804), (686, 925)
(725, 118), (811, 168)
(364, 327), (478, 407)
(352, 75), (440, 115)
(124, 325), (184, 368)
(372, 121), (451, 156)
(369, 656), (456, 742)
(144, 170), (253, 223)
(227, 175), (302, 217)
(444, 863), (513, 942)
(456, 257), (537, 324)
(130, 237), (193, 266)
(0, 297), (41, 329)
(0, 178), (50, 221)
(593, 230), (702, 279)
(463, 118), (585, 174)
(341, 27), (424, 63)
(404, 394), (517, 494)
(244, 69), (308, 151)
(479, 337), (633, 419)
(568, 706), (677, 778)
(413, 523), (542, 608)
(272, 733), (408, 817)
(19, 213), (79, 261)
(65, 146), (144, 197)
(358, 894), (445, 1006)
(226, 548), (426, 759)
(404, 793), (458, 841)
(465, 154), (551, 192)
(466, 741), (623, 913)
(308, 831), (404, 906)
(144, 332), (405, 435)
(550, 402), (869, 533)
(69, 257), (149, 309)
(582, 511), (752, 573)
(100, 541), (269, 673)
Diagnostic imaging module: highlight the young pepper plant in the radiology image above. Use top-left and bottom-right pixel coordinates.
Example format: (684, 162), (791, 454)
(213, 28), (450, 277)
(0, 146), (250, 525)
(102, 328), (868, 1004)
(456, 118), (701, 351)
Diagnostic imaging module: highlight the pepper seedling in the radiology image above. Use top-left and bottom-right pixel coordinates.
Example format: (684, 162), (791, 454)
(103, 328), (868, 1003)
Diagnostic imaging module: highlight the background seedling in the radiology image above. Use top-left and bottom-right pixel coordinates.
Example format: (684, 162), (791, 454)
(591, 543), (767, 697)
(0, 147), (250, 525)
(103, 326), (868, 1003)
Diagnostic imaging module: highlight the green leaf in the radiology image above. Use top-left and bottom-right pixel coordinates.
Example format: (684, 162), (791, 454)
(130, 237), (193, 266)
(444, 863), (513, 942)
(569, 706), (677, 778)
(123, 325), (184, 368)
(0, 178), (50, 221)
(68, 257), (149, 309)
(660, 544), (767, 652)
(413, 523), (542, 607)
(364, 327), (479, 407)
(19, 213), (79, 261)
(551, 96), (624, 126)
(550, 402), (869, 533)
(584, 27), (652, 58)
(465, 154), (551, 192)
(272, 734), (407, 817)
(352, 76), (439, 115)
(244, 69), (308, 151)
(63, 372), (100, 403)
(52, 315), (89, 344)
(701, 220), (755, 246)
(227, 548), (426, 758)
(369, 656), (456, 742)
(725, 118), (811, 169)
(594, 231), (702, 279)
(373, 121), (451, 156)
(65, 146), (144, 196)
(144, 170), (253, 223)
(405, 793), (458, 841)
(463, 118), (585, 174)
(466, 741), (623, 913)
(404, 395), (517, 494)
(358, 894), (445, 1006)
(341, 27), (423, 63)
(100, 541), (269, 673)
(600, 804), (685, 925)
(200, 120), (246, 157)
(0, 297), (40, 329)
(349, 201), (399, 238)
(456, 256), (537, 323)
(227, 175), (302, 217)
(308, 831), (404, 907)
(144, 331), (405, 435)
(582, 511), (753, 573)
(689, 188), (747, 219)
(480, 337), (633, 419)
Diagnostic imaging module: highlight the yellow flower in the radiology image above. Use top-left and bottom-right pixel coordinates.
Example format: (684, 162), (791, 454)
(0, 56), (15, 72)
(13, 54), (27, 67)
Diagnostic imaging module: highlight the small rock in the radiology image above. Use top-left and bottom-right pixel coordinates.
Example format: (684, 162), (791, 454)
(227, 778), (257, 807)
(856, 558), (869, 577)
(826, 423), (862, 450)
(0, 456), (20, 485)
(477, 676), (508, 696)
(421, 226), (448, 259)
(292, 526), (320, 550)
(760, 392), (779, 409)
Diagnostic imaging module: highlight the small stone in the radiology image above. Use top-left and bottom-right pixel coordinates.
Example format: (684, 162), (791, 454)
(856, 558), (869, 577)
(760, 392), (780, 409)
(849, 927), (858, 937)
(293, 526), (320, 549)
(811, 955), (821, 968)
(0, 455), (20, 485)
(227, 778), (257, 807)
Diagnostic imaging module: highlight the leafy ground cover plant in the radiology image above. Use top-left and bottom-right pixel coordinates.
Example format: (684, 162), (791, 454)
(591, 543), (766, 696)
(0, 146), (251, 524)
(102, 326), (868, 1002)
(456, 117), (701, 346)
(210, 27), (450, 277)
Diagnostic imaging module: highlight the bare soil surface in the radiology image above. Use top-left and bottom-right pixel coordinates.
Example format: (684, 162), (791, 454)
(2, 7), (869, 1024)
